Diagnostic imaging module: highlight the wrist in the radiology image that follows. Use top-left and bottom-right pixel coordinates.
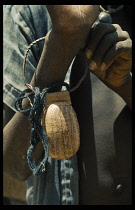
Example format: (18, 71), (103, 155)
(30, 29), (84, 90)
(112, 73), (132, 110)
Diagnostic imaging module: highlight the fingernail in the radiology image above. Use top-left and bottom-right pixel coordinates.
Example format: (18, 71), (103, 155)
(89, 60), (97, 70)
(100, 63), (106, 71)
(84, 49), (92, 59)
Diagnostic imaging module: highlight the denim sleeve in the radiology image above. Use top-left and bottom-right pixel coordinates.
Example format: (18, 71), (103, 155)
(3, 6), (79, 205)
(3, 5), (51, 112)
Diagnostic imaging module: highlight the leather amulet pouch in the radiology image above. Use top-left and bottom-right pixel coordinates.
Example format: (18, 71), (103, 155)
(41, 90), (80, 160)
(15, 36), (88, 174)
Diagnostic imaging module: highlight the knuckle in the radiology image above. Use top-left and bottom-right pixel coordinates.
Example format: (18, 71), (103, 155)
(111, 42), (121, 55)
(121, 31), (129, 38)
(115, 41), (131, 54)
(115, 42), (123, 52)
(112, 24), (121, 30)
(127, 38), (132, 47)
(124, 39), (132, 50)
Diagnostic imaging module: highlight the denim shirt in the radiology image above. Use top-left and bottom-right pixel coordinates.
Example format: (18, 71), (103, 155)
(3, 5), (79, 205)
(3, 5), (132, 205)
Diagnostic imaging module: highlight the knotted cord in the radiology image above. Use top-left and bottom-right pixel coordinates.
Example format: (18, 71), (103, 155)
(15, 36), (88, 175)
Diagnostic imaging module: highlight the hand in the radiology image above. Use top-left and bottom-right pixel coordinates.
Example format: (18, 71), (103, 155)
(46, 5), (99, 33)
(84, 22), (132, 88)
(46, 5), (99, 48)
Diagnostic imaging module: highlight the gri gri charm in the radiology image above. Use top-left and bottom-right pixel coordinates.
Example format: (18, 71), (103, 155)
(15, 36), (88, 175)
(41, 90), (80, 160)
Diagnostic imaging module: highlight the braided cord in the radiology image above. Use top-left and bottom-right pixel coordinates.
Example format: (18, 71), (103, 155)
(15, 35), (87, 175)
(22, 37), (45, 92)
(15, 82), (70, 175)
(22, 36), (88, 93)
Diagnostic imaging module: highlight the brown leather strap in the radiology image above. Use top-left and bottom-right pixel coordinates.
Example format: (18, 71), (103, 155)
(22, 38), (88, 93)
(70, 50), (98, 204)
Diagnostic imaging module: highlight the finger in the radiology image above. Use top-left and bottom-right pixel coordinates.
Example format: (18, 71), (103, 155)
(99, 11), (112, 23)
(84, 23), (124, 60)
(84, 23), (116, 59)
(99, 39), (132, 72)
(89, 30), (129, 71)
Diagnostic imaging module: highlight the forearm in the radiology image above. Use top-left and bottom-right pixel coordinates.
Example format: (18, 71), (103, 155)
(111, 73), (132, 110)
(46, 5), (99, 34)
(32, 29), (87, 89)
(4, 5), (100, 181)
(3, 25), (93, 181)
(115, 74), (132, 110)
(4, 113), (34, 181)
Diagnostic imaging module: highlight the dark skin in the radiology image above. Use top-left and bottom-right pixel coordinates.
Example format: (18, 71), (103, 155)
(84, 22), (132, 110)
(3, 5), (99, 181)
(3, 5), (132, 182)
